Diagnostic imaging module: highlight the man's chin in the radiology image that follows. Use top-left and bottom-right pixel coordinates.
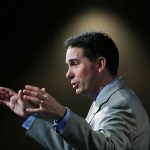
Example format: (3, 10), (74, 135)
(75, 89), (86, 96)
(75, 89), (82, 95)
(75, 89), (91, 98)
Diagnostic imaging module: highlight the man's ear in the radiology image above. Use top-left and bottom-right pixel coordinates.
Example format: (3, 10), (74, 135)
(97, 57), (106, 72)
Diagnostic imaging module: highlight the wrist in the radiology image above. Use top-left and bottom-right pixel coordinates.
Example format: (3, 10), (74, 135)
(52, 107), (70, 134)
(56, 107), (67, 123)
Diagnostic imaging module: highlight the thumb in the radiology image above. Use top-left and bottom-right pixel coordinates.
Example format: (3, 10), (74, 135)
(41, 88), (46, 92)
(18, 90), (23, 100)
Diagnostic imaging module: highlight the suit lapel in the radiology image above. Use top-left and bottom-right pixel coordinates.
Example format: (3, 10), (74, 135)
(85, 77), (127, 124)
(85, 101), (97, 123)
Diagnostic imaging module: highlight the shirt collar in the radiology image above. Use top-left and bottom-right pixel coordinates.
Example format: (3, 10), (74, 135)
(95, 77), (122, 103)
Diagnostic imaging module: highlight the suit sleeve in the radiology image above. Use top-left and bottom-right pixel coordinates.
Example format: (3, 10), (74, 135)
(26, 117), (73, 150)
(26, 97), (136, 150)
(61, 99), (136, 150)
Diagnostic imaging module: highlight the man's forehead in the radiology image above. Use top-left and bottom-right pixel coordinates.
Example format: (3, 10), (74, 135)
(65, 55), (79, 64)
(65, 47), (83, 62)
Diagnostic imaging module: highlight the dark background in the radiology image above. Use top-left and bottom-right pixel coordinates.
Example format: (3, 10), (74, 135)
(0, 0), (150, 150)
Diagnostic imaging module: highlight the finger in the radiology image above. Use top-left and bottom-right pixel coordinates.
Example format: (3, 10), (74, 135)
(26, 108), (41, 113)
(25, 85), (41, 92)
(23, 89), (40, 96)
(41, 88), (46, 92)
(0, 87), (9, 91)
(0, 91), (7, 99)
(0, 88), (9, 96)
(0, 100), (10, 107)
(0, 87), (15, 94)
(23, 95), (41, 105)
(18, 90), (23, 101)
(0, 91), (6, 94)
(0, 91), (11, 102)
(25, 85), (46, 95)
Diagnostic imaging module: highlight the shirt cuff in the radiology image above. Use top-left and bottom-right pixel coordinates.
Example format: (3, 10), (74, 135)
(52, 107), (70, 134)
(22, 113), (37, 130)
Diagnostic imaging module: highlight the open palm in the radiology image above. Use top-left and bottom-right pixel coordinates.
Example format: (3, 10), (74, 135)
(0, 87), (32, 118)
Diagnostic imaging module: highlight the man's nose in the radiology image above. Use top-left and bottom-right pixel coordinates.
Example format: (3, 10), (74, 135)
(66, 69), (74, 79)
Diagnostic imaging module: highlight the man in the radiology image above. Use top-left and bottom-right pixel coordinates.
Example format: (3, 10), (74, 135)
(0, 31), (149, 149)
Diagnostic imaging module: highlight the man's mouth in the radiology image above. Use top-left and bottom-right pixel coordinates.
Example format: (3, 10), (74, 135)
(71, 82), (79, 89)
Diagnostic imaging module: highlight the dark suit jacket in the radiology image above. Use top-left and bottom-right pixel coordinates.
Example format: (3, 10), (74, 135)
(26, 77), (150, 150)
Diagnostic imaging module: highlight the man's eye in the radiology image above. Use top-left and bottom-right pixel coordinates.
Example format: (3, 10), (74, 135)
(73, 61), (79, 66)
(74, 62), (78, 65)
(69, 60), (80, 66)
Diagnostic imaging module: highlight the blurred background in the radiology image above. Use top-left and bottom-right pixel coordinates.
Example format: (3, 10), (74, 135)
(0, 0), (150, 149)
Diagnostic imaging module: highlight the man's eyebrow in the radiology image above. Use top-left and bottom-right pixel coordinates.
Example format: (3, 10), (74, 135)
(70, 58), (79, 61)
(65, 58), (79, 64)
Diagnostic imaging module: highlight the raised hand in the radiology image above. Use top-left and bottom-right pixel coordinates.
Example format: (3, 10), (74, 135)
(23, 85), (66, 120)
(0, 87), (33, 118)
